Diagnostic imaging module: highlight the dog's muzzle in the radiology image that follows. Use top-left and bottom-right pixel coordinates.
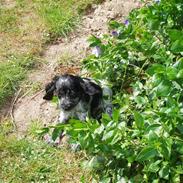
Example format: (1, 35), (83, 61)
(60, 103), (74, 111)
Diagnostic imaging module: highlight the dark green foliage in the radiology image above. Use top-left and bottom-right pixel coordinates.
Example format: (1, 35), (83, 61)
(45, 0), (183, 182)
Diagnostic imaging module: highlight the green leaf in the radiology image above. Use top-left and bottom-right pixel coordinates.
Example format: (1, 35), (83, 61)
(87, 156), (105, 170)
(148, 18), (159, 30)
(94, 124), (105, 135)
(52, 127), (62, 141)
(175, 141), (183, 154)
(134, 111), (144, 130)
(102, 130), (115, 141)
(177, 69), (183, 78)
(136, 147), (158, 161)
(171, 40), (183, 53)
(51, 96), (58, 103)
(148, 130), (158, 142)
(134, 96), (147, 106)
(146, 124), (161, 133)
(166, 67), (177, 80)
(108, 20), (123, 29)
(112, 109), (120, 122)
(159, 164), (170, 180)
(36, 127), (49, 135)
(147, 64), (165, 76)
(88, 35), (101, 47)
(159, 138), (172, 160)
(177, 124), (183, 135)
(168, 29), (183, 42)
(156, 80), (172, 97)
(148, 160), (161, 173)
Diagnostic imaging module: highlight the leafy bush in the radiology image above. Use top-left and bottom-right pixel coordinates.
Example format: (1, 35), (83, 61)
(45, 0), (183, 182)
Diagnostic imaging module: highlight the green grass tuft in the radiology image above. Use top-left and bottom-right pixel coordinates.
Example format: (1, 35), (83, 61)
(0, 55), (35, 106)
(0, 121), (90, 182)
(36, 0), (103, 41)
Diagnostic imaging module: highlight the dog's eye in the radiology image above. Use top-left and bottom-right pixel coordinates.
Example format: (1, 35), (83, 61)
(58, 91), (65, 97)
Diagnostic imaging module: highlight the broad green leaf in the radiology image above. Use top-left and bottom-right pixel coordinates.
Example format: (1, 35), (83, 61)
(88, 35), (102, 47)
(102, 130), (115, 141)
(148, 130), (158, 142)
(134, 96), (147, 106)
(51, 96), (58, 104)
(136, 147), (158, 161)
(159, 138), (172, 160)
(148, 160), (161, 173)
(87, 156), (105, 170)
(168, 29), (183, 42)
(159, 164), (170, 180)
(175, 141), (183, 154)
(171, 40), (183, 53)
(166, 67), (177, 80)
(36, 127), (49, 135)
(177, 69), (183, 78)
(156, 80), (172, 97)
(108, 20), (123, 29)
(177, 124), (183, 135)
(147, 64), (165, 76)
(52, 127), (62, 141)
(146, 124), (161, 133)
(112, 109), (120, 122)
(134, 111), (144, 130)
(100, 177), (111, 183)
(94, 124), (105, 135)
(148, 18), (159, 30)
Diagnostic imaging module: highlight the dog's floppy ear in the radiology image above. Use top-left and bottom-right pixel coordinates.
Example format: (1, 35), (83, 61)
(43, 76), (59, 100)
(80, 80), (102, 96)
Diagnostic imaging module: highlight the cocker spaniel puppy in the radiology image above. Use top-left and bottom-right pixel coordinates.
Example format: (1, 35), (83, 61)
(43, 74), (112, 124)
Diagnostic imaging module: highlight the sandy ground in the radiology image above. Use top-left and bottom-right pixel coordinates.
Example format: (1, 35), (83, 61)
(2, 0), (141, 135)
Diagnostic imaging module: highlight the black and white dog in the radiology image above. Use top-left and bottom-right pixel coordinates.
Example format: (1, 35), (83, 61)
(43, 74), (112, 124)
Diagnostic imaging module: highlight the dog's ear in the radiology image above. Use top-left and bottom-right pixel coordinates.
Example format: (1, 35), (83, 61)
(43, 76), (59, 100)
(80, 80), (102, 96)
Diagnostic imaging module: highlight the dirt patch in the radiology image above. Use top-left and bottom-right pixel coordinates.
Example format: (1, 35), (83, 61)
(4, 0), (141, 135)
(1, 0), (16, 9)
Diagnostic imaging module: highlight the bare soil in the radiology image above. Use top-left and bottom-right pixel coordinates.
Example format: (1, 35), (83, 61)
(2, 0), (141, 135)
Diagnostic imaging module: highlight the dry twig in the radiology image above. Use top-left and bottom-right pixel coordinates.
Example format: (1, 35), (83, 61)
(9, 89), (22, 131)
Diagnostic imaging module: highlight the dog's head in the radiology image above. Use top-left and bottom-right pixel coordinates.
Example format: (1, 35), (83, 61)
(43, 74), (102, 111)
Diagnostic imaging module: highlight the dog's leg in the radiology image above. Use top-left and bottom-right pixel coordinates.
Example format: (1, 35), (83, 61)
(53, 110), (72, 145)
(59, 110), (71, 124)
(77, 112), (87, 121)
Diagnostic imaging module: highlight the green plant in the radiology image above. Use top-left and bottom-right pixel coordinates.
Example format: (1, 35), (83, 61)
(44, 0), (183, 182)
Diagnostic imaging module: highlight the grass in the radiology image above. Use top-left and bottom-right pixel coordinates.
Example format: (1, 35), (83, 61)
(0, 0), (103, 107)
(36, 0), (103, 40)
(0, 121), (90, 182)
(0, 55), (36, 106)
